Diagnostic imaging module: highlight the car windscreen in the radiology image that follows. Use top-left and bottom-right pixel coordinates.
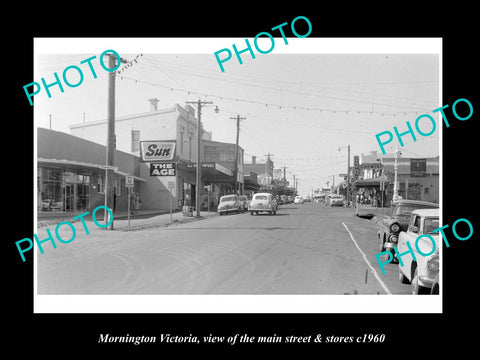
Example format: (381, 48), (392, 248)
(254, 195), (268, 200)
(423, 217), (440, 234)
(393, 204), (438, 216)
(221, 196), (236, 202)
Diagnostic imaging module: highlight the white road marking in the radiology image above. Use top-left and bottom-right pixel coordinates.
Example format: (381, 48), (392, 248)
(342, 222), (392, 295)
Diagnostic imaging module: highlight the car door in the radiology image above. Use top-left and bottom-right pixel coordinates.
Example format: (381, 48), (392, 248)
(398, 214), (420, 280)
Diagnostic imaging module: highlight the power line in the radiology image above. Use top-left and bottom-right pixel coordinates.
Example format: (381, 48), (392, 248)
(117, 75), (431, 117)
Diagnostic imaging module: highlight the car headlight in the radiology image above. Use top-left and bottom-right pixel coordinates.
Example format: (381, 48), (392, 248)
(390, 223), (400, 233)
(389, 234), (398, 243)
(427, 255), (440, 272)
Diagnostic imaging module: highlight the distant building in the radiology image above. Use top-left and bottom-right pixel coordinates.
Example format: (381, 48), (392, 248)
(243, 155), (274, 187)
(381, 156), (439, 204)
(352, 154), (439, 206)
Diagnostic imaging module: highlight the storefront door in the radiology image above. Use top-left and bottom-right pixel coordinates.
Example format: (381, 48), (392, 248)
(76, 184), (89, 212)
(64, 184), (74, 211)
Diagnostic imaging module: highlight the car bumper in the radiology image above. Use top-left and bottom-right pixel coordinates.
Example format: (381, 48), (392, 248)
(419, 275), (436, 288)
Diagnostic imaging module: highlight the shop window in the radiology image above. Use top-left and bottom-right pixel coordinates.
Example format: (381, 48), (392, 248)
(39, 167), (64, 212)
(97, 175), (104, 194)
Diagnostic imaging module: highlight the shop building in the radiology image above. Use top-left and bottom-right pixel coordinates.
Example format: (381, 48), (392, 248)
(37, 128), (145, 216)
(352, 154), (439, 207)
(69, 101), (244, 212)
(243, 155), (274, 188)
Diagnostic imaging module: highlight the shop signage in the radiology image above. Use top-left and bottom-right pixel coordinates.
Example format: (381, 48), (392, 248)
(125, 175), (134, 187)
(186, 162), (215, 168)
(140, 141), (176, 162)
(150, 163), (176, 176)
(410, 158), (427, 177)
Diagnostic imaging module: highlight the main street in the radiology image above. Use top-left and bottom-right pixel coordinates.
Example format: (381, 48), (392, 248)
(37, 202), (410, 295)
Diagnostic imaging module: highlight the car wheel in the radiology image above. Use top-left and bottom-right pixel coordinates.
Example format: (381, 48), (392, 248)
(379, 235), (385, 252)
(250, 211), (254, 215)
(255, 211), (259, 215)
(237, 209), (240, 214)
(411, 267), (428, 294)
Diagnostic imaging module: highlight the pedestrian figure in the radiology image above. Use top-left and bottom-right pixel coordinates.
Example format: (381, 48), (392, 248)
(130, 192), (136, 214)
(134, 193), (141, 214)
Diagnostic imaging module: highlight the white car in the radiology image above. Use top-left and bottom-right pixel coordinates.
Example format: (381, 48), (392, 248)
(397, 208), (440, 294)
(248, 193), (278, 215)
(329, 195), (344, 207)
(294, 196), (304, 204)
(217, 195), (241, 215)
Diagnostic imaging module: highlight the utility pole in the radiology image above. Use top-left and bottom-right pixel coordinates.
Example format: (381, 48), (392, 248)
(186, 99), (213, 217)
(264, 153), (273, 191)
(393, 146), (400, 202)
(104, 54), (116, 229)
(346, 144), (350, 207)
(230, 115), (246, 195)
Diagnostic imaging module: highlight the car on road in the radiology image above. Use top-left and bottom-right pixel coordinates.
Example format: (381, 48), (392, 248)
(218, 195), (241, 215)
(249, 192), (278, 215)
(397, 208), (440, 294)
(328, 195), (344, 207)
(377, 199), (439, 262)
(294, 196), (304, 204)
(238, 195), (248, 212)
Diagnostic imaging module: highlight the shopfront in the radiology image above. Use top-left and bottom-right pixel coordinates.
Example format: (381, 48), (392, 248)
(37, 128), (145, 215)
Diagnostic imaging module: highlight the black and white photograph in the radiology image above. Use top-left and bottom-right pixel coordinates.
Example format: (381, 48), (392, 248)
(32, 38), (442, 313)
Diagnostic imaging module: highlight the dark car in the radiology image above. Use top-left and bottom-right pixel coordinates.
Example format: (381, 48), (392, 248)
(377, 199), (439, 262)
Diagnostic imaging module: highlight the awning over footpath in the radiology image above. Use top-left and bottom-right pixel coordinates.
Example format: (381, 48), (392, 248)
(178, 162), (235, 183)
(352, 175), (388, 189)
(37, 158), (146, 182)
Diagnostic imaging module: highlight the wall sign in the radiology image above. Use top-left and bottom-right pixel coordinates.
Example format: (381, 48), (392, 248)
(140, 141), (176, 162)
(150, 163), (176, 176)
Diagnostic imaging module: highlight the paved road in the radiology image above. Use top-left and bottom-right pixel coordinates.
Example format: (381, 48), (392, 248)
(37, 202), (410, 295)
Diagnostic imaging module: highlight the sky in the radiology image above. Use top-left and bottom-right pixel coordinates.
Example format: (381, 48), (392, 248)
(34, 38), (441, 196)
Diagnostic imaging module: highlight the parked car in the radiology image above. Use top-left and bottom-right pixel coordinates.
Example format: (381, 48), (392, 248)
(377, 199), (439, 262)
(304, 196), (312, 202)
(238, 195), (248, 212)
(294, 196), (304, 204)
(217, 195), (241, 215)
(397, 208), (440, 294)
(249, 192), (278, 215)
(329, 195), (344, 207)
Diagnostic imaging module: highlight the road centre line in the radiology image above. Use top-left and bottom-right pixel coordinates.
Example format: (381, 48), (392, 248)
(342, 222), (392, 295)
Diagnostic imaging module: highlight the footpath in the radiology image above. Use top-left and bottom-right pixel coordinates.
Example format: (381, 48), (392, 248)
(37, 209), (219, 232)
